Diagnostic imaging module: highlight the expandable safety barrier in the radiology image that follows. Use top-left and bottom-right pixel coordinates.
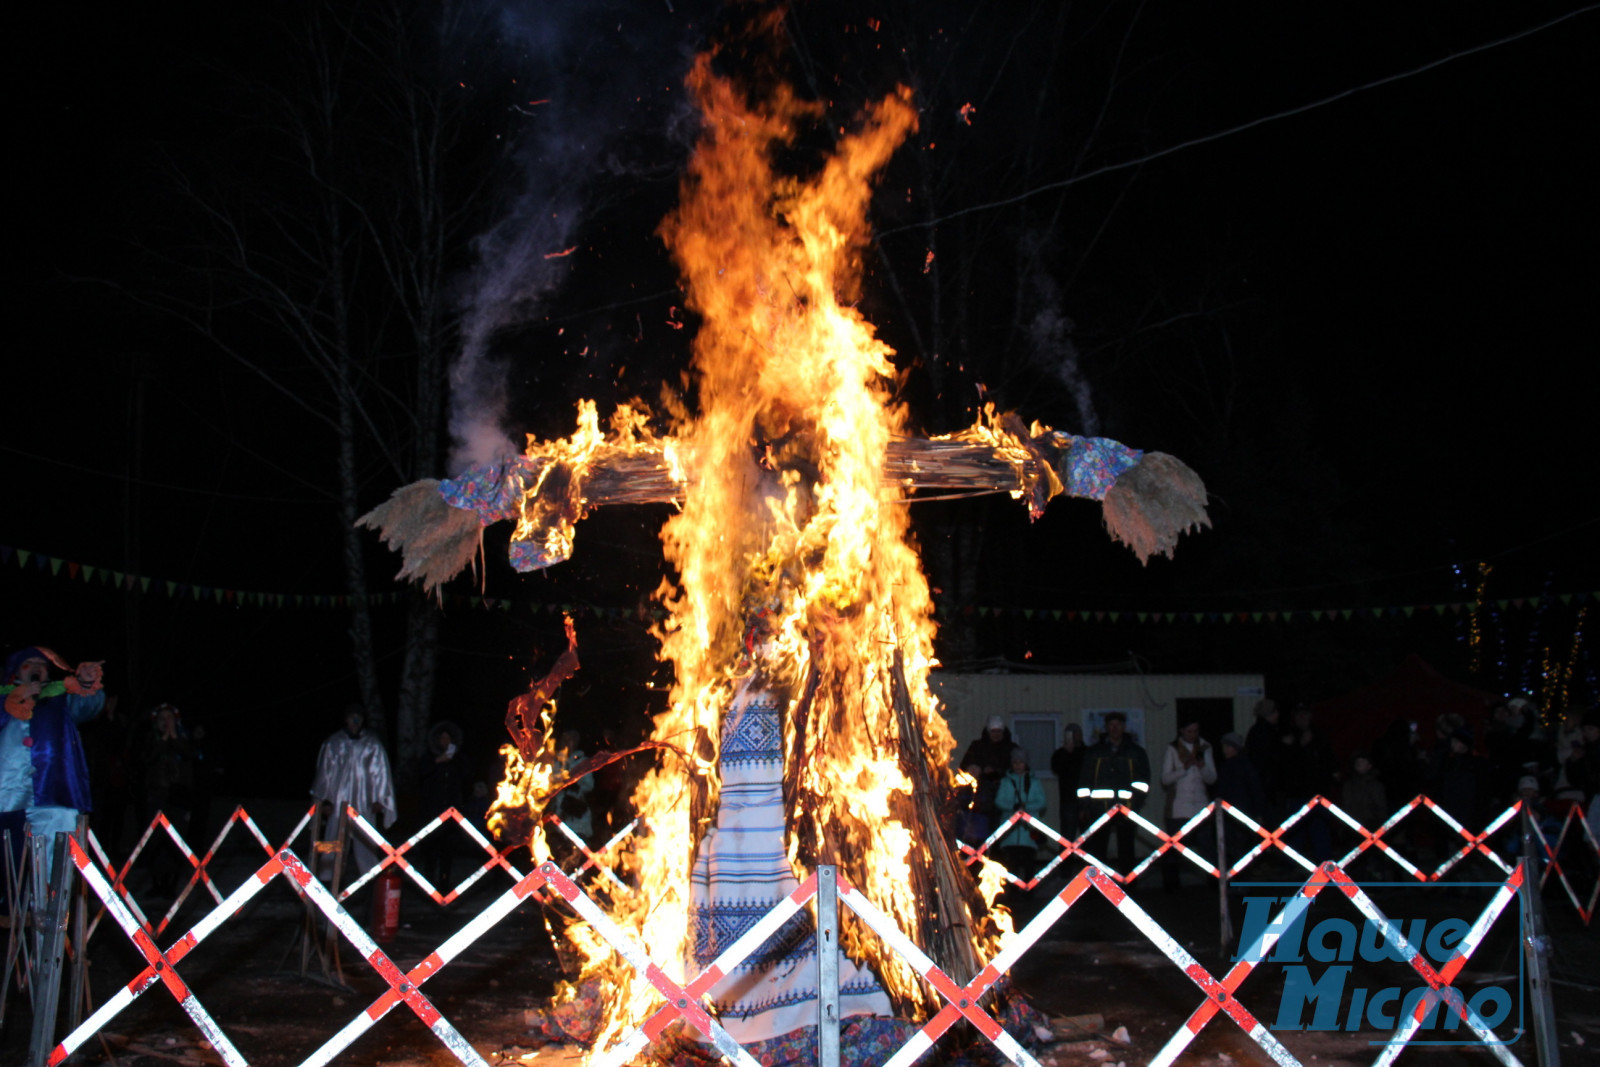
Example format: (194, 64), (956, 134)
(30, 800), (1571, 1067)
(86, 804), (315, 940)
(516, 855), (1536, 1067)
(1527, 802), (1600, 923)
(959, 794), (1599, 924)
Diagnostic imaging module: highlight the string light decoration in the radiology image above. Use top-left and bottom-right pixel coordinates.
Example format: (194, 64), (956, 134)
(1469, 562), (1492, 676)
(1544, 606), (1588, 728)
(1520, 572), (1556, 701)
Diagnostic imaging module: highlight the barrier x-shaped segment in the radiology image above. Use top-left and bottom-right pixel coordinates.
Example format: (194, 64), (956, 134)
(154, 804), (314, 937)
(1424, 799), (1517, 881)
(537, 862), (765, 1067)
(1223, 801), (1316, 877)
(1532, 805), (1600, 923)
(282, 848), (538, 1067)
(1333, 861), (1524, 1067)
(1328, 796), (1426, 881)
(547, 814), (633, 890)
(57, 839), (514, 1067)
(85, 803), (314, 941)
(342, 806), (541, 906)
(340, 805), (444, 902)
(1149, 864), (1340, 1067)
(1124, 805), (1220, 883)
(958, 809), (1119, 888)
(53, 835), (272, 1066)
(1152, 862), (1526, 1067)
(842, 873), (1040, 1067)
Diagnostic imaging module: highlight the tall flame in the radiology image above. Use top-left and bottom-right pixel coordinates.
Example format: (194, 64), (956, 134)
(495, 38), (1010, 1053)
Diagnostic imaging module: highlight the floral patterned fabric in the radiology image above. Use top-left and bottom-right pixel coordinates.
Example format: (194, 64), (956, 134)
(1062, 436), (1143, 501)
(438, 458), (575, 571)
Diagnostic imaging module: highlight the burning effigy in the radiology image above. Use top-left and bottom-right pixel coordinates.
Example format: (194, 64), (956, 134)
(362, 21), (1207, 1067)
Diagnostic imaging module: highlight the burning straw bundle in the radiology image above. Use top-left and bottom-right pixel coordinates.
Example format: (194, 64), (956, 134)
(358, 419), (1209, 595)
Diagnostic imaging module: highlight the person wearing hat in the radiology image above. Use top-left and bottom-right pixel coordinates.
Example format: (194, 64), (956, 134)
(1077, 711), (1150, 871)
(960, 715), (1015, 818)
(1, 646), (105, 881)
(1486, 698), (1541, 808)
(1159, 717), (1216, 892)
(1566, 709), (1600, 838)
(1214, 732), (1264, 866)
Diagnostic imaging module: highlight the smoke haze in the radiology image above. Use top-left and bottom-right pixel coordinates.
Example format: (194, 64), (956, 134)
(448, 1), (703, 471)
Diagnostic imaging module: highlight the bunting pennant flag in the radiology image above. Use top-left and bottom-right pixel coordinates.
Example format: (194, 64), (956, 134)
(2, 541), (1594, 626)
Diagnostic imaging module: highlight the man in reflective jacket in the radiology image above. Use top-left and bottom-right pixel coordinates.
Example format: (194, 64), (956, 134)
(1077, 711), (1151, 872)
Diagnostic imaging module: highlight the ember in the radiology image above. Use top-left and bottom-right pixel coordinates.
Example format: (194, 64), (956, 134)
(360, 20), (1208, 1064)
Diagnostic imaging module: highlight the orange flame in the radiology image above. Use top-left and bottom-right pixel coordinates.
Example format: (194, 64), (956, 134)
(494, 40), (1012, 1052)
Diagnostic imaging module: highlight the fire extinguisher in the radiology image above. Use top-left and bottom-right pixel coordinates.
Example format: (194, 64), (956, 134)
(374, 868), (402, 943)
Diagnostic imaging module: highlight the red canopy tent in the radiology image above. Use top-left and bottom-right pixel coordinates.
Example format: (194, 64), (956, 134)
(1312, 653), (1500, 763)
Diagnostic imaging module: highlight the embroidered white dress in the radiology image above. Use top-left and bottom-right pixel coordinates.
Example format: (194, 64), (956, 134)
(689, 677), (892, 1042)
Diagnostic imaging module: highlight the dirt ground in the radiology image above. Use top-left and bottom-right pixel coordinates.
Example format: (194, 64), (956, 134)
(4, 811), (1596, 1067)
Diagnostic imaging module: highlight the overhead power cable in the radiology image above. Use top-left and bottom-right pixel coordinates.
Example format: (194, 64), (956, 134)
(879, 5), (1600, 236)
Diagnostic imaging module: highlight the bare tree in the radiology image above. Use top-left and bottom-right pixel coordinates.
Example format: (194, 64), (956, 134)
(146, 0), (507, 779)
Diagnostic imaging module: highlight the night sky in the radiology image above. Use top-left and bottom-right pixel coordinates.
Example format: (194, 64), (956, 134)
(8, 2), (1598, 799)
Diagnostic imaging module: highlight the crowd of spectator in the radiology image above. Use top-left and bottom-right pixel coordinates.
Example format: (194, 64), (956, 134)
(946, 695), (1600, 893)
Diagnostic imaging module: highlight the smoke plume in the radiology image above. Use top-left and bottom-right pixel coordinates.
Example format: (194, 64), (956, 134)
(448, 1), (701, 471)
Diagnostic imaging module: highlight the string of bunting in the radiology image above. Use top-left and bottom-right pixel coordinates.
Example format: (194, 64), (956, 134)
(933, 592), (1598, 624)
(3, 542), (1593, 623)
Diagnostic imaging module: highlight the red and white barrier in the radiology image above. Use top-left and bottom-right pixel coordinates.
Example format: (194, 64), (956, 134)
(1326, 796), (1426, 880)
(51, 835), (280, 1067)
(841, 871), (1039, 1067)
(1530, 803), (1600, 923)
(547, 814), (635, 891)
(44, 799), (1559, 1067)
(538, 862), (765, 1067)
(85, 803), (316, 940)
(55, 835), (565, 1067)
(961, 795), (1539, 890)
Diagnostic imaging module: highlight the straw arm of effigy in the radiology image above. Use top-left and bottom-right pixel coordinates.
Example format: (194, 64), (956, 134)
(358, 428), (1210, 592)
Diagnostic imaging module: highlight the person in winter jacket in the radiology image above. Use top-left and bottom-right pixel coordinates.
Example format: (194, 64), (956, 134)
(1431, 728), (1485, 829)
(1050, 723), (1085, 836)
(1214, 733), (1265, 818)
(1340, 752), (1388, 830)
(140, 703), (195, 895)
(993, 747), (1047, 881)
(551, 728), (595, 845)
(1159, 717), (1216, 891)
(1281, 704), (1337, 862)
(1214, 732), (1264, 865)
(1245, 699), (1284, 814)
(961, 716), (1015, 793)
(1078, 711), (1151, 869)
(419, 720), (466, 887)
(1, 646), (105, 881)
